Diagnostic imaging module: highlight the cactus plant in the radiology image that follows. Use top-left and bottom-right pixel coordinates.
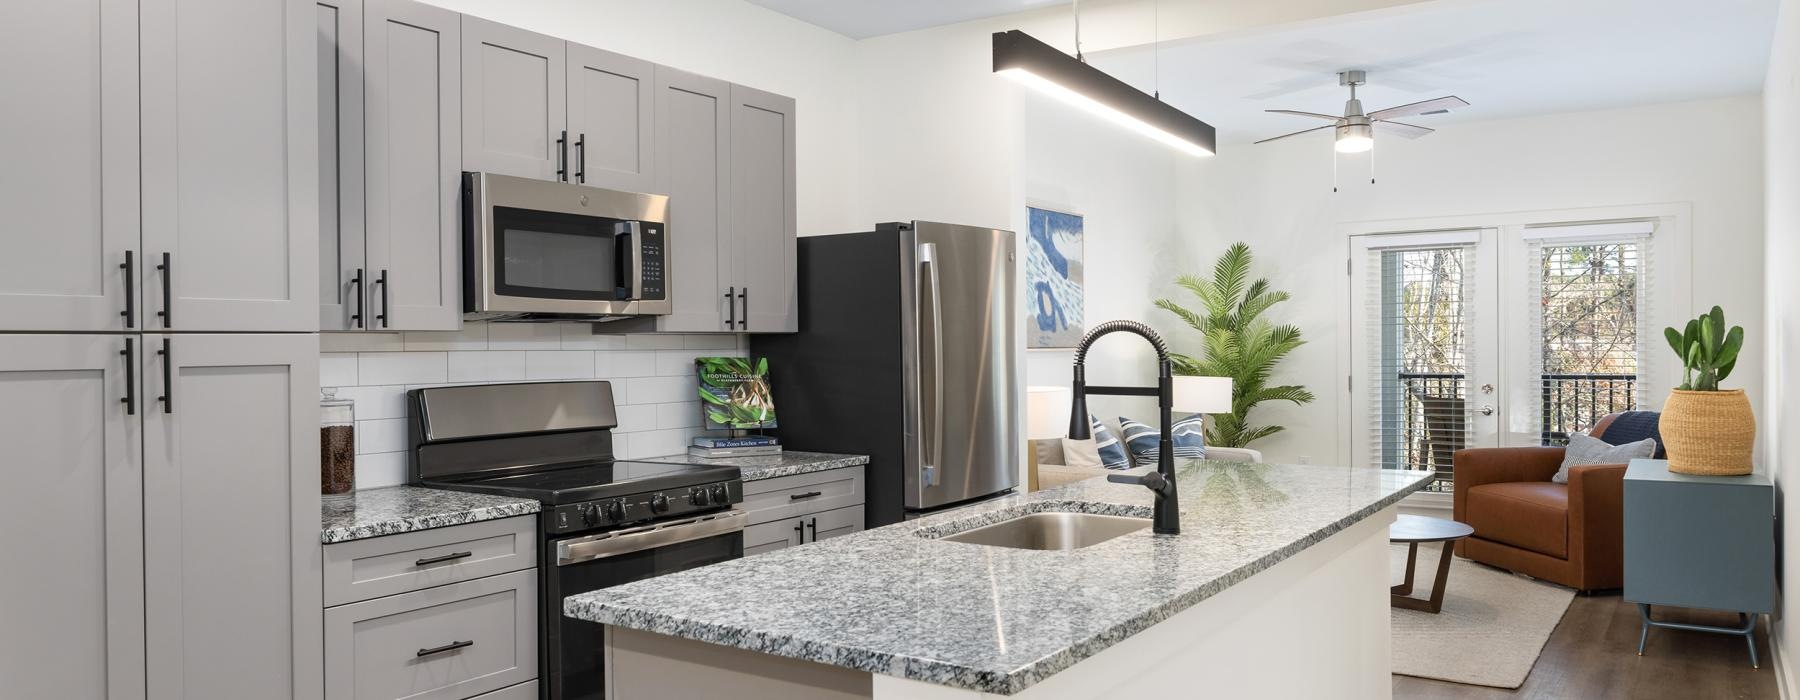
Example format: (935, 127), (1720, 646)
(1663, 305), (1743, 392)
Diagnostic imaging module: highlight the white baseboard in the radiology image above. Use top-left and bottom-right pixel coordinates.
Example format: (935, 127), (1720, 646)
(1397, 490), (1453, 517)
(1774, 619), (1792, 700)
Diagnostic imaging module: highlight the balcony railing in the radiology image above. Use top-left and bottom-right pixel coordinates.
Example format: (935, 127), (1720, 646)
(1540, 373), (1637, 445)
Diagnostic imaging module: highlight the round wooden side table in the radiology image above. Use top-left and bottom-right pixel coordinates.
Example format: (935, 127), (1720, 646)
(1390, 514), (1475, 614)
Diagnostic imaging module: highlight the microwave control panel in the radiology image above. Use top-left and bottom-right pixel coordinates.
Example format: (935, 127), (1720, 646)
(638, 223), (665, 300)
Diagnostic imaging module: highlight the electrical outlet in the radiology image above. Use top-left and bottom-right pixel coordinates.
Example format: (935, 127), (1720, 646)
(1297, 455), (1311, 465)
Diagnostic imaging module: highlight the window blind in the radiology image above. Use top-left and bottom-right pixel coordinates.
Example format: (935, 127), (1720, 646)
(1363, 239), (1478, 490)
(1524, 221), (1655, 444)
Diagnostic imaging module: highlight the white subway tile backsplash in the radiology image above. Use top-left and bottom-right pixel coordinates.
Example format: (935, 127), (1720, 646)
(338, 385), (407, 420)
(359, 352), (447, 385)
(356, 418), (408, 455)
(354, 451), (408, 489)
(623, 375), (694, 405)
(624, 429), (690, 460)
(625, 334), (686, 350)
(448, 350), (526, 382)
(560, 324), (628, 350)
(599, 351), (658, 378)
(320, 353), (359, 388)
(525, 350), (595, 379)
(320, 332), (405, 353)
(404, 323), (489, 351)
(489, 323), (563, 350)
(614, 404), (657, 433)
(656, 402), (702, 429)
(656, 350), (716, 377)
(684, 334), (740, 350)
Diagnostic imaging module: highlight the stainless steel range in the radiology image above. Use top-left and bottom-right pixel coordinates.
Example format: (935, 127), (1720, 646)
(407, 381), (744, 700)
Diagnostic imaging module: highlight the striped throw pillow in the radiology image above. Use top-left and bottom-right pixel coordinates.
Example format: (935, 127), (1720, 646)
(1118, 414), (1207, 466)
(1090, 415), (1131, 469)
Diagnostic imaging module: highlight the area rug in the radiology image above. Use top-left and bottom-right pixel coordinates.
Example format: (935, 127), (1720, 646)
(1389, 543), (1576, 689)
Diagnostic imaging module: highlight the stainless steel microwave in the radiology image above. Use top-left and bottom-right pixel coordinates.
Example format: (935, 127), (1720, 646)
(462, 172), (670, 321)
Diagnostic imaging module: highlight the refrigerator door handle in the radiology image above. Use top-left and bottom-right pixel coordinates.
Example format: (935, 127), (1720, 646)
(918, 242), (945, 487)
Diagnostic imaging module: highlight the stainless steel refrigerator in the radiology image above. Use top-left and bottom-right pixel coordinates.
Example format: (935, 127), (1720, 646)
(752, 221), (1019, 527)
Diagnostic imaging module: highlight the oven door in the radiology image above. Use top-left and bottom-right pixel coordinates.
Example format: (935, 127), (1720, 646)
(464, 172), (669, 319)
(546, 509), (745, 700)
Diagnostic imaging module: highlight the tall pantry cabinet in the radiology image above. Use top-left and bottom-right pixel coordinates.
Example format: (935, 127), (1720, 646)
(0, 0), (323, 699)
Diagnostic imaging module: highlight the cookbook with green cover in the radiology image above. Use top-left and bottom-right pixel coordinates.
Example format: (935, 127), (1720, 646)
(696, 356), (778, 430)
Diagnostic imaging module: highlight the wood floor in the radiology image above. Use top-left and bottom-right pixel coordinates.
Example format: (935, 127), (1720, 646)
(1393, 593), (1777, 699)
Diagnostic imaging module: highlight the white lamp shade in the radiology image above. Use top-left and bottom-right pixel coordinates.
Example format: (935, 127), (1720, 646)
(1172, 376), (1233, 413)
(1026, 385), (1073, 440)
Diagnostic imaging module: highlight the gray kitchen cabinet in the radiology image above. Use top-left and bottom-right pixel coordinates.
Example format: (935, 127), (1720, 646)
(567, 44), (657, 192)
(318, 0), (364, 331)
(809, 505), (865, 542)
(739, 468), (866, 557)
(141, 0), (318, 332)
(323, 514), (536, 607)
(325, 569), (538, 700)
(0, 335), (146, 699)
(0, 0), (140, 332)
(142, 333), (321, 700)
(649, 67), (734, 332)
(461, 16), (566, 181)
(743, 517), (804, 556)
(729, 84), (798, 333)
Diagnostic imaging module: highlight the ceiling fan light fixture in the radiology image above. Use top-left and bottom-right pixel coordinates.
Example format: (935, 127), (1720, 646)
(993, 30), (1216, 157)
(1334, 121), (1373, 153)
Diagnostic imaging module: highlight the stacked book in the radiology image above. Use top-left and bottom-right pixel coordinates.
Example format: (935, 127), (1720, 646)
(689, 435), (781, 459)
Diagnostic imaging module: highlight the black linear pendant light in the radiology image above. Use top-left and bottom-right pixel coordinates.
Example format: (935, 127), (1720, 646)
(992, 27), (1215, 157)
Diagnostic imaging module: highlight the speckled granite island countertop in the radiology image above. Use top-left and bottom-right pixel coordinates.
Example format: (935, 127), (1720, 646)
(321, 486), (540, 544)
(636, 450), (869, 481)
(566, 461), (1434, 695)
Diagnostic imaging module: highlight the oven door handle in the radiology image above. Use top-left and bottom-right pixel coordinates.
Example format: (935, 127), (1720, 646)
(556, 509), (746, 566)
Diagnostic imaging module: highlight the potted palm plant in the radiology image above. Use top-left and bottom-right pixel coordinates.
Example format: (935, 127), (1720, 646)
(1661, 306), (1755, 475)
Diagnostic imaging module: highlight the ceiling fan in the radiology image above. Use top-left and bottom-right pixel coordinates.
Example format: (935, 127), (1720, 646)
(1255, 70), (1468, 153)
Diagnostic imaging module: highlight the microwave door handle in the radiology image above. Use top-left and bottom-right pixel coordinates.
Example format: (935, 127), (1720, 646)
(614, 222), (639, 300)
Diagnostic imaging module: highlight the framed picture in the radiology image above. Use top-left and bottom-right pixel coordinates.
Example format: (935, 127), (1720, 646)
(1026, 205), (1085, 348)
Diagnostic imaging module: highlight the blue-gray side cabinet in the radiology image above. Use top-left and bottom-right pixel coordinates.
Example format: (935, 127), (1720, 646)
(1624, 458), (1774, 667)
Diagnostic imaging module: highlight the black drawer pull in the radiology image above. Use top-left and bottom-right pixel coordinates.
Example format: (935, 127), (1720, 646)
(120, 251), (135, 328)
(416, 640), (473, 658)
(413, 551), (472, 567)
(156, 252), (172, 328)
(789, 491), (822, 501)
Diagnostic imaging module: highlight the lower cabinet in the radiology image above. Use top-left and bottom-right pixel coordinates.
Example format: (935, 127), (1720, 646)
(740, 467), (867, 556)
(323, 516), (539, 700)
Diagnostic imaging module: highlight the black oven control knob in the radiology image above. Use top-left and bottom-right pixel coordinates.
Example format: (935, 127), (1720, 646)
(709, 484), (729, 504)
(602, 499), (626, 522)
(649, 493), (670, 514)
(578, 503), (600, 526)
(688, 487), (710, 507)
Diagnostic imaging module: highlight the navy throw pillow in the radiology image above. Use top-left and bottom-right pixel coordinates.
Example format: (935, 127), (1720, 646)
(1118, 414), (1207, 466)
(1598, 411), (1666, 459)
(1090, 416), (1130, 469)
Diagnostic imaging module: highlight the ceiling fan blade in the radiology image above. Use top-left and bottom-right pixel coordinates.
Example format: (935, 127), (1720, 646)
(1374, 120), (1434, 139)
(1254, 124), (1334, 145)
(1266, 109), (1344, 122)
(1368, 96), (1469, 121)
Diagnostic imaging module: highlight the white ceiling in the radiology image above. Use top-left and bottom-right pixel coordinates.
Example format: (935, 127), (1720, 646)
(744, 0), (1067, 39)
(1087, 0), (1780, 145)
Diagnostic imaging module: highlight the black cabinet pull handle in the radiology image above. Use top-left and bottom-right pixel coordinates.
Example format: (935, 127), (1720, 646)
(157, 338), (172, 414)
(350, 268), (364, 329)
(789, 491), (822, 501)
(724, 286), (736, 328)
(738, 287), (748, 329)
(556, 130), (567, 181)
(414, 551), (472, 567)
(375, 270), (389, 328)
(156, 252), (172, 328)
(575, 133), (586, 183)
(416, 640), (473, 658)
(807, 517), (817, 542)
(121, 339), (136, 415)
(120, 251), (135, 328)
(793, 520), (804, 542)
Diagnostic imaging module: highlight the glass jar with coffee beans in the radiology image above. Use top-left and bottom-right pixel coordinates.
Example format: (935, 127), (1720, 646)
(321, 388), (356, 499)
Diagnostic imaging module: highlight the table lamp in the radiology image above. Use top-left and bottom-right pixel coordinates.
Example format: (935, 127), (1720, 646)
(1026, 385), (1072, 492)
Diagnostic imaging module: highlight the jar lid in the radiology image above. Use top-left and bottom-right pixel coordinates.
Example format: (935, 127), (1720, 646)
(321, 387), (354, 407)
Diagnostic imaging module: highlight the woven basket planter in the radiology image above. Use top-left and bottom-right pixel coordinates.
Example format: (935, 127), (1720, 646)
(1661, 388), (1755, 475)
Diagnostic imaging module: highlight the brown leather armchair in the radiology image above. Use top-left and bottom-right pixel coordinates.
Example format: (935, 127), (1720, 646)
(1451, 414), (1629, 592)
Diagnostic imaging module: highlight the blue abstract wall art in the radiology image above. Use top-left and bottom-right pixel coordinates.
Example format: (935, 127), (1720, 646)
(1026, 206), (1084, 348)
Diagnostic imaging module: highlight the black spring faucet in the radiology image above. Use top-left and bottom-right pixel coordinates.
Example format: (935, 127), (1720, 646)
(1068, 320), (1180, 535)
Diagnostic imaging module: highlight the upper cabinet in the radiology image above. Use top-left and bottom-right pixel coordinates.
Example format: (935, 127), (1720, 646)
(461, 17), (565, 181)
(141, 0), (317, 332)
(567, 45), (657, 192)
(650, 67), (732, 332)
(319, 0), (461, 331)
(729, 85), (798, 333)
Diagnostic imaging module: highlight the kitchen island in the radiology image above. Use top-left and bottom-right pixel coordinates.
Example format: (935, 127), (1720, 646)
(566, 460), (1434, 699)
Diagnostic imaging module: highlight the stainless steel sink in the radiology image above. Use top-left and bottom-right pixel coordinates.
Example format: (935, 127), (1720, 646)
(936, 512), (1151, 551)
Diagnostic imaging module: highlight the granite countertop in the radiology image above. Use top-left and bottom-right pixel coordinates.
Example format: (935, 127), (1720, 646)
(565, 461), (1434, 695)
(321, 486), (541, 544)
(636, 450), (869, 482)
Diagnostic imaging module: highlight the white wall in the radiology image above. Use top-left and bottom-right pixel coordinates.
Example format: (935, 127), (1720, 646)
(420, 0), (864, 236)
(1762, 0), (1799, 686)
(1177, 96), (1766, 464)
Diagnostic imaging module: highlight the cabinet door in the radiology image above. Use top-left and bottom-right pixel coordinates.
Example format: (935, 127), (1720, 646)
(0, 0), (138, 331)
(567, 44), (656, 192)
(810, 505), (865, 543)
(318, 0), (365, 331)
(729, 84), (798, 332)
(0, 335), (145, 699)
(141, 0), (319, 332)
(143, 334), (321, 700)
(365, 0), (462, 330)
(461, 16), (565, 181)
(743, 517), (803, 556)
(654, 67), (734, 332)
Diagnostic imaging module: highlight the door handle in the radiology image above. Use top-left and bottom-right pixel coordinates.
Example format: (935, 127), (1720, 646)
(917, 242), (945, 487)
(416, 640), (473, 658)
(724, 286), (736, 328)
(120, 251), (135, 328)
(121, 339), (136, 415)
(375, 270), (389, 328)
(156, 338), (173, 414)
(556, 130), (567, 181)
(156, 252), (172, 328)
(793, 520), (804, 543)
(350, 268), (364, 329)
(788, 491), (822, 501)
(806, 517), (817, 542)
(575, 133), (586, 183)
(414, 551), (472, 567)
(738, 287), (748, 330)
(1478, 405), (1494, 416)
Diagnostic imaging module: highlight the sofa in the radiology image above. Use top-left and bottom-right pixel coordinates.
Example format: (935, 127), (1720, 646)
(1451, 412), (1658, 592)
(1030, 438), (1263, 490)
